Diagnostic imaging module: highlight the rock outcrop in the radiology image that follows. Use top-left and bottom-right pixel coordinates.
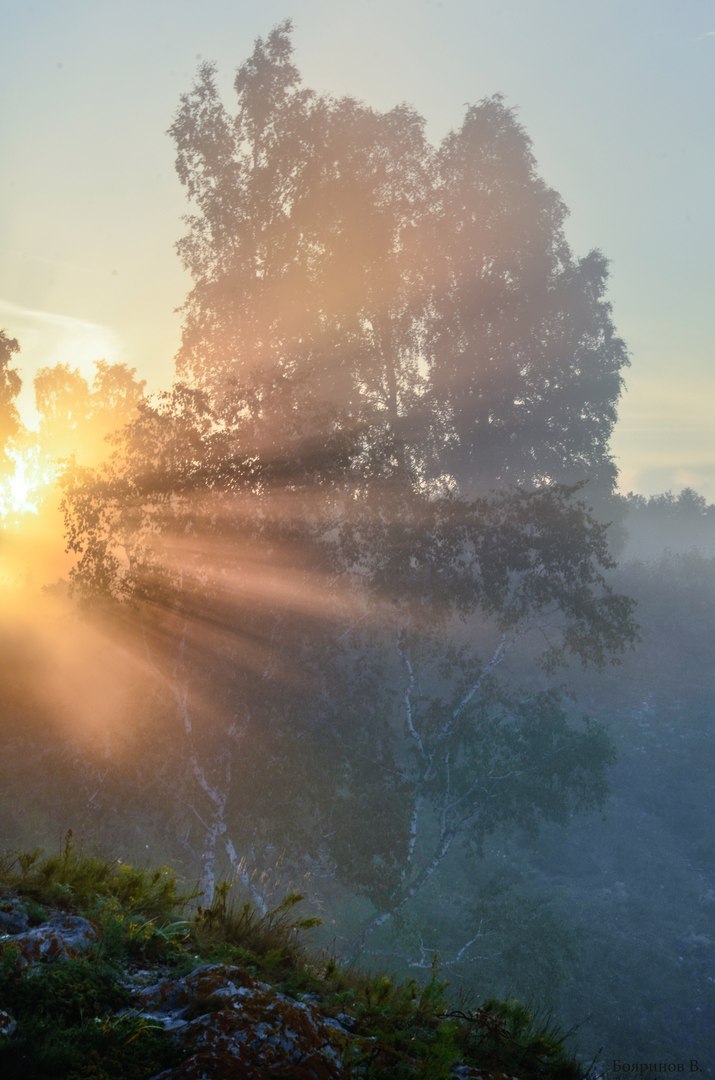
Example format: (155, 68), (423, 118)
(132, 963), (351, 1078)
(0, 896), (388, 1077)
(0, 873), (568, 1078)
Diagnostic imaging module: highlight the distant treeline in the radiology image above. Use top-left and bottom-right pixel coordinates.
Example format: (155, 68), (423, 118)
(618, 488), (715, 560)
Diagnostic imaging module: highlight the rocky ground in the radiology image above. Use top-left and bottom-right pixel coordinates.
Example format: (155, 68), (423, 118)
(0, 848), (584, 1078)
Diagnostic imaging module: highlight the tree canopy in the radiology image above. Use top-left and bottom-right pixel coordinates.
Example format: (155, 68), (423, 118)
(170, 19), (628, 499)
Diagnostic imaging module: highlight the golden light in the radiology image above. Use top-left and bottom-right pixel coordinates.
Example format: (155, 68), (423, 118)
(0, 445), (58, 521)
(0, 443), (67, 592)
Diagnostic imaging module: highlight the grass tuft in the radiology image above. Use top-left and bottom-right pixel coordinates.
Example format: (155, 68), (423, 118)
(0, 832), (189, 926)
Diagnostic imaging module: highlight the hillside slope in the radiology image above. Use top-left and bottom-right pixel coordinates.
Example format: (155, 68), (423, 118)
(0, 841), (584, 1078)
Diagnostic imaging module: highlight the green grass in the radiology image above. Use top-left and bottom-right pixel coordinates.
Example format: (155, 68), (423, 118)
(190, 879), (322, 980)
(0, 831), (186, 923)
(0, 941), (180, 1079)
(444, 997), (584, 1080)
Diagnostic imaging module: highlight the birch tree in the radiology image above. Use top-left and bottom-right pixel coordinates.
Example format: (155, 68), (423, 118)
(61, 22), (637, 951)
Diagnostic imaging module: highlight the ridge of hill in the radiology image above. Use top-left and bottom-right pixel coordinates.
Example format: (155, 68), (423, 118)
(0, 839), (584, 1079)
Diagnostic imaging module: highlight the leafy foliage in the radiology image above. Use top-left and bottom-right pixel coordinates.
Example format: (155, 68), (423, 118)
(170, 21), (628, 498)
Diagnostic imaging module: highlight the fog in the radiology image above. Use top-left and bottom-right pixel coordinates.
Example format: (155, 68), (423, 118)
(0, 22), (712, 1073)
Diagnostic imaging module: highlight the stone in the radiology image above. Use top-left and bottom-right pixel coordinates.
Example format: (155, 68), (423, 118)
(0, 913), (97, 964)
(0, 1009), (17, 1038)
(139, 964), (351, 1078)
(0, 897), (30, 935)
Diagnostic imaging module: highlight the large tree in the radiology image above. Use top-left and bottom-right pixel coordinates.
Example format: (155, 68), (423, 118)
(61, 24), (636, 961)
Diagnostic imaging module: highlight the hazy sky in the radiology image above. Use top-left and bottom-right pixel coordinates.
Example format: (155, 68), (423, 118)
(2, 0), (713, 497)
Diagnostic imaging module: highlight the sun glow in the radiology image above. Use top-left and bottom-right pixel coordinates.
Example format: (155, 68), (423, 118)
(0, 445), (59, 521)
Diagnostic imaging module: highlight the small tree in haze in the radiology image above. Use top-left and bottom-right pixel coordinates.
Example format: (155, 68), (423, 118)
(34, 361), (146, 466)
(0, 329), (22, 467)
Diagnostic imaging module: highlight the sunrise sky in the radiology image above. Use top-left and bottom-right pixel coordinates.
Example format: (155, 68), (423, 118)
(2, 0), (713, 498)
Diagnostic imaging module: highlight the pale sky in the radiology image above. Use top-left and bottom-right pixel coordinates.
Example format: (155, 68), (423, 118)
(2, 0), (714, 497)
